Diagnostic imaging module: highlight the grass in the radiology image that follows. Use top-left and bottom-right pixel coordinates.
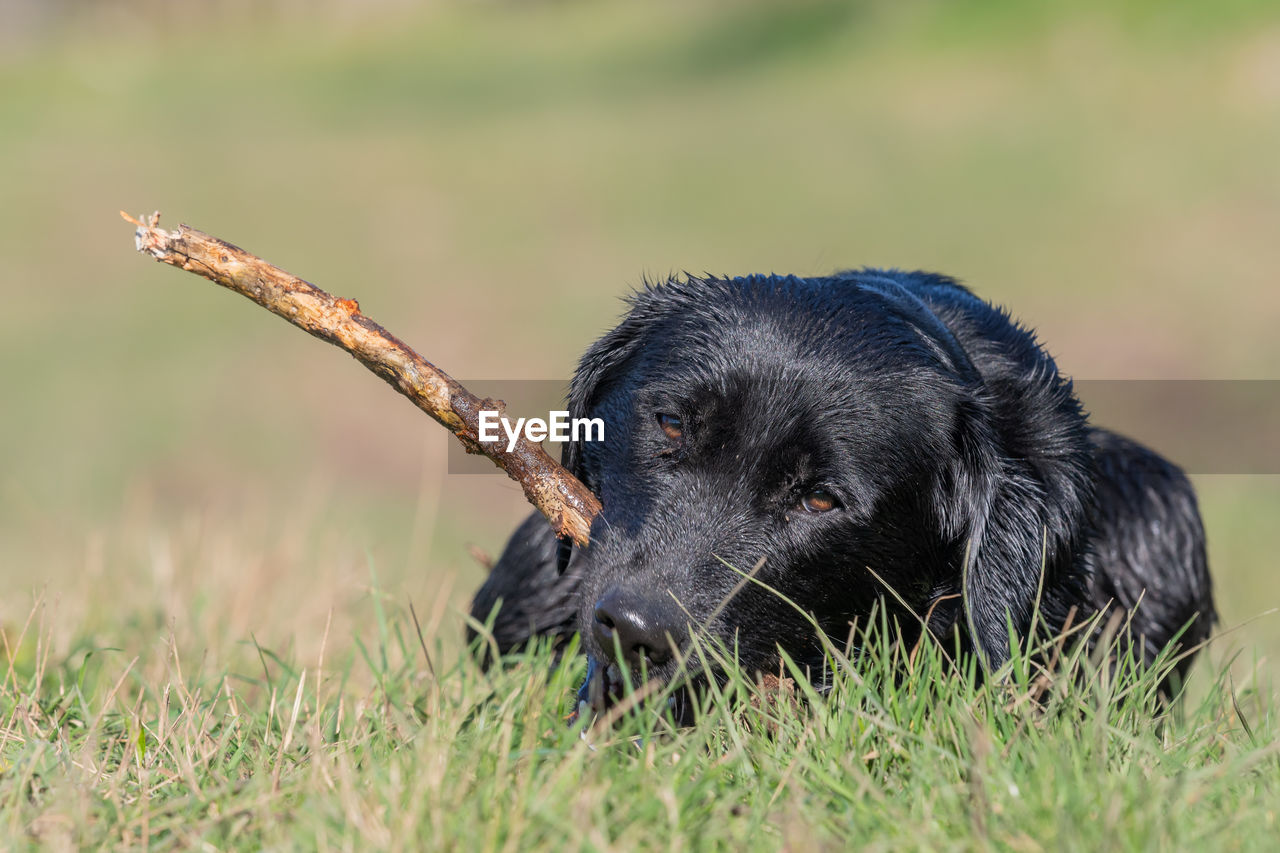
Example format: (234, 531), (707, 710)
(2, 580), (1274, 850)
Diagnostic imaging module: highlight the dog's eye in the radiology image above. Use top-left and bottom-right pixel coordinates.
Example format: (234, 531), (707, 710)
(656, 413), (684, 441)
(799, 490), (839, 514)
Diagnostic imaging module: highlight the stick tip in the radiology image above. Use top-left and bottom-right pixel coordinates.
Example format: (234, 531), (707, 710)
(121, 210), (162, 229)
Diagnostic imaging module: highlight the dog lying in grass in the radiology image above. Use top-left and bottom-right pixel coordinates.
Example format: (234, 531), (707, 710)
(470, 270), (1215, 721)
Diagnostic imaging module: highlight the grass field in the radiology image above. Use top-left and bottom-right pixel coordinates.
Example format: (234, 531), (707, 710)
(2, 0), (1279, 847)
(4, 600), (1277, 850)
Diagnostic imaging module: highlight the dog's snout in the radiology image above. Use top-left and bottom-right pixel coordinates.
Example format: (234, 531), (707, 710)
(592, 588), (681, 668)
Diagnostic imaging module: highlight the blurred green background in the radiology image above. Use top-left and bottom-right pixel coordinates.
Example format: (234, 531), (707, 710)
(2, 0), (1278, 686)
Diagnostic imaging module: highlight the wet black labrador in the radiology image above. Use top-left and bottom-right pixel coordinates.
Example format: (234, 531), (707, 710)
(469, 270), (1215, 718)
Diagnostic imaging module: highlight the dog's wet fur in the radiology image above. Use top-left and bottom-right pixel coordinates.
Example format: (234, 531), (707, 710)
(469, 270), (1215, 719)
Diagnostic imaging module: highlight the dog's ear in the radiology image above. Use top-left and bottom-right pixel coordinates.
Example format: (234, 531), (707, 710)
(555, 306), (652, 571)
(939, 390), (1092, 672)
(561, 312), (649, 486)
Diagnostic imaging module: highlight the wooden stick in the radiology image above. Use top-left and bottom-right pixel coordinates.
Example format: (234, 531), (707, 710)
(122, 211), (600, 546)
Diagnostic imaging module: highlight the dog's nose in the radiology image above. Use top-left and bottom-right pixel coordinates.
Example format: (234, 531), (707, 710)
(593, 588), (681, 668)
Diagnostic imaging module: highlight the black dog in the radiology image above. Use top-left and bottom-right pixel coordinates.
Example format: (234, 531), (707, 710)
(470, 270), (1215, 717)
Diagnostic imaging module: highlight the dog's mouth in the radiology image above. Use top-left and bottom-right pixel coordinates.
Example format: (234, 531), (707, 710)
(571, 656), (695, 727)
(571, 656), (626, 725)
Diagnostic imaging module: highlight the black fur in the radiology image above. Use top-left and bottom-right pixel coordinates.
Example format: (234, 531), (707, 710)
(469, 270), (1215, 709)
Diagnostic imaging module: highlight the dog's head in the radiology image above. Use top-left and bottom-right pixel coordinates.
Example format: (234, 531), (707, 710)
(563, 272), (1093, 717)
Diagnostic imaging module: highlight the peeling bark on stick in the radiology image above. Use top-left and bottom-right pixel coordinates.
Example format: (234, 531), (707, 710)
(122, 210), (601, 546)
